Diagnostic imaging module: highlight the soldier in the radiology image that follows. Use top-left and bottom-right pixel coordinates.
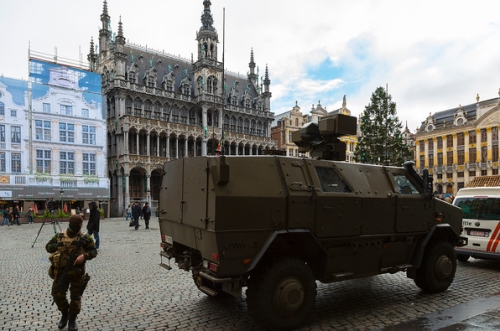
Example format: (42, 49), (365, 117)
(46, 214), (97, 331)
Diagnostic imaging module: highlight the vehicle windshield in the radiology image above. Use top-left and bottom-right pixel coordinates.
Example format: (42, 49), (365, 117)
(454, 197), (500, 220)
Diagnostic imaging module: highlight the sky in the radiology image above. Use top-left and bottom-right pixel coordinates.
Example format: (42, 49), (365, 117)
(1, 0), (500, 132)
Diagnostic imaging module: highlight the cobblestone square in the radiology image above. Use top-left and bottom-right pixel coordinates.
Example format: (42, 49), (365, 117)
(1, 218), (500, 330)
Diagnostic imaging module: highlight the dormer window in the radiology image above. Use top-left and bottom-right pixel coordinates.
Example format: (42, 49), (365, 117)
(147, 76), (155, 87)
(129, 71), (136, 84)
(180, 77), (191, 95)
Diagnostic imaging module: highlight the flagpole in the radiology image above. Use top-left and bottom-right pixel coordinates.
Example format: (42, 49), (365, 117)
(221, 7), (225, 155)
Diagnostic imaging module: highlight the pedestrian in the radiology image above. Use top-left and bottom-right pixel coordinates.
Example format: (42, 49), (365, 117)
(46, 214), (97, 331)
(126, 204), (132, 221)
(142, 202), (152, 229)
(11, 206), (20, 225)
(87, 201), (100, 249)
(28, 207), (34, 224)
(1, 208), (10, 226)
(131, 201), (142, 230)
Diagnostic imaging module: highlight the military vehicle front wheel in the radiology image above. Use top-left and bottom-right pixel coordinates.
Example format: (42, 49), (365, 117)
(414, 241), (457, 293)
(246, 258), (317, 330)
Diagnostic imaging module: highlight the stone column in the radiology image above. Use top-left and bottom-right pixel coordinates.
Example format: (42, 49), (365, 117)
(156, 135), (160, 157)
(124, 173), (130, 207)
(202, 107), (208, 156)
(124, 131), (129, 154)
(136, 133), (139, 155)
(175, 137), (179, 159)
(146, 133), (150, 157)
(166, 134), (170, 159)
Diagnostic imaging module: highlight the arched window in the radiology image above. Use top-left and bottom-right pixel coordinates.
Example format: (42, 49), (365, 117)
(133, 98), (142, 117)
(244, 118), (250, 134)
(180, 107), (188, 124)
(257, 121), (263, 136)
(230, 116), (237, 131)
(237, 118), (243, 133)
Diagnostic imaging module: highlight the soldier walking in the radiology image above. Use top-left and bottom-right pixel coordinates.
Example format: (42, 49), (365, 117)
(46, 215), (97, 331)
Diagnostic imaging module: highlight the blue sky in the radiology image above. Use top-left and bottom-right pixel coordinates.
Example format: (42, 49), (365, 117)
(2, 0), (500, 132)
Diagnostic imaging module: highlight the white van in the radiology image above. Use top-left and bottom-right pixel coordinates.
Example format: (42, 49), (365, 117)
(453, 186), (500, 261)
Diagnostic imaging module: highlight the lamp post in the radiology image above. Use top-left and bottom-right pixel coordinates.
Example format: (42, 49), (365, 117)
(60, 189), (64, 211)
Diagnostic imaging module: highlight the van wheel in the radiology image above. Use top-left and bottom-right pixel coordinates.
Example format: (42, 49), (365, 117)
(415, 241), (457, 293)
(246, 258), (317, 330)
(457, 254), (470, 262)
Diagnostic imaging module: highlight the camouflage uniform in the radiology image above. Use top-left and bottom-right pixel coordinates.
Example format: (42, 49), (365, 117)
(46, 215), (97, 330)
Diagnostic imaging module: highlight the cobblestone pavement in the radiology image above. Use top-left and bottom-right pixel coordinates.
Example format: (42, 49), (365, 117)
(1, 217), (500, 331)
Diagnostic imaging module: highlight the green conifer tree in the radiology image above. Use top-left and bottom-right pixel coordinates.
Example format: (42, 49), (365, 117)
(354, 86), (412, 166)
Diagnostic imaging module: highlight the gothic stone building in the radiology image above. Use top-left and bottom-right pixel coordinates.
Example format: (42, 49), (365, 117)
(89, 1), (276, 216)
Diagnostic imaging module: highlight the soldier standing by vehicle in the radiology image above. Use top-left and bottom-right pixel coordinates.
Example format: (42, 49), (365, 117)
(46, 214), (97, 331)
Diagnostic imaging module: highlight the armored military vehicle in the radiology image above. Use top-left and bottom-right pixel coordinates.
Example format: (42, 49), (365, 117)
(158, 114), (465, 330)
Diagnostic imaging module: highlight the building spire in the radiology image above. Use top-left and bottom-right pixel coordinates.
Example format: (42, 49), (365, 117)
(100, 0), (110, 32)
(87, 37), (97, 72)
(249, 48), (257, 82)
(201, 0), (214, 30)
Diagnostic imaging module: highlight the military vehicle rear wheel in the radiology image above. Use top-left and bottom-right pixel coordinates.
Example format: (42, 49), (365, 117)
(456, 254), (470, 262)
(414, 241), (456, 293)
(246, 257), (317, 330)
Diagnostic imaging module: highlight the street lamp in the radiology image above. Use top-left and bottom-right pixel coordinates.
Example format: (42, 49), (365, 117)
(60, 189), (64, 211)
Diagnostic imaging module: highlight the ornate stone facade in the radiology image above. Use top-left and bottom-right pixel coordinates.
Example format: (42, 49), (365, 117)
(90, 1), (276, 216)
(414, 92), (500, 195)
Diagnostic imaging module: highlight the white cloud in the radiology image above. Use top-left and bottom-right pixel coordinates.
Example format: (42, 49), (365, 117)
(1, 0), (500, 132)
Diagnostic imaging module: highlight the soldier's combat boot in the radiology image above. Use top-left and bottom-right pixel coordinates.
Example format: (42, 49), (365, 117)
(58, 311), (69, 329)
(68, 315), (78, 331)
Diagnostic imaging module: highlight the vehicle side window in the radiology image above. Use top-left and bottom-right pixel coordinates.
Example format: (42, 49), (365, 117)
(393, 175), (419, 194)
(455, 197), (500, 220)
(315, 167), (352, 193)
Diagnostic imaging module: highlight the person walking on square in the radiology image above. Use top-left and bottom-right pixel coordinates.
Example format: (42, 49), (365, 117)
(28, 207), (35, 224)
(125, 204), (132, 221)
(11, 206), (20, 225)
(142, 202), (152, 229)
(46, 214), (97, 331)
(1, 208), (10, 226)
(131, 201), (142, 230)
(86, 201), (100, 249)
